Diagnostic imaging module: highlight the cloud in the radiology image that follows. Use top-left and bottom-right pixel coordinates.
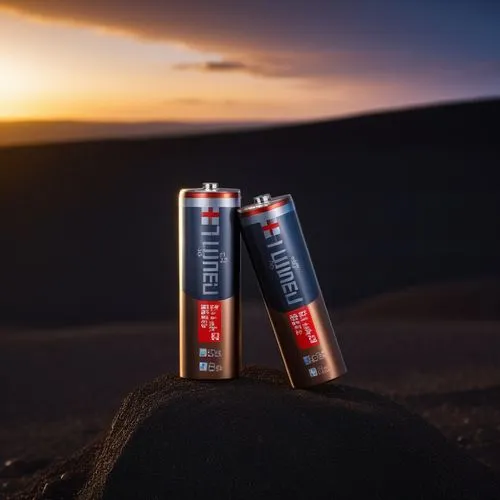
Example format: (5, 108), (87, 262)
(174, 60), (251, 73)
(1, 1), (500, 83)
(172, 59), (282, 78)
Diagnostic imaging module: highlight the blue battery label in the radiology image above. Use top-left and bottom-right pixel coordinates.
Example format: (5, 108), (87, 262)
(183, 205), (236, 301)
(241, 202), (320, 313)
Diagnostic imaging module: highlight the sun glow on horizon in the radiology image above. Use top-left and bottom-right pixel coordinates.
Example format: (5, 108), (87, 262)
(0, 55), (53, 118)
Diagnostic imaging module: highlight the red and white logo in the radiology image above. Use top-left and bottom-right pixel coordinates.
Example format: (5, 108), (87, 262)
(201, 206), (219, 225)
(262, 218), (280, 238)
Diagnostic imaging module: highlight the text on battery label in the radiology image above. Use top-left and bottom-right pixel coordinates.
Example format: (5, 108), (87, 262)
(198, 301), (222, 343)
(200, 206), (220, 295)
(263, 218), (303, 306)
(288, 305), (320, 350)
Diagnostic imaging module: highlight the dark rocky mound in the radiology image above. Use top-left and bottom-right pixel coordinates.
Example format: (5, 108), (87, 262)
(68, 367), (499, 500)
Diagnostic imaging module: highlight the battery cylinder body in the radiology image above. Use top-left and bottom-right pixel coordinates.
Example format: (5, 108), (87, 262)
(179, 183), (241, 379)
(239, 194), (346, 388)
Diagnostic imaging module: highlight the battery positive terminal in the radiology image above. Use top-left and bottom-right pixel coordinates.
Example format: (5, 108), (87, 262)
(253, 193), (272, 205)
(202, 182), (219, 191)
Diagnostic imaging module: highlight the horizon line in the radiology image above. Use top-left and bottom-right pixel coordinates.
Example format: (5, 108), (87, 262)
(1, 95), (498, 126)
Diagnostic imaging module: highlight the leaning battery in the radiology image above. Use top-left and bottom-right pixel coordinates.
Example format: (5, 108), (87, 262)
(179, 182), (241, 379)
(239, 193), (347, 388)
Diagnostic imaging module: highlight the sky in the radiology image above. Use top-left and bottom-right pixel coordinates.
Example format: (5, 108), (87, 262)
(0, 1), (499, 122)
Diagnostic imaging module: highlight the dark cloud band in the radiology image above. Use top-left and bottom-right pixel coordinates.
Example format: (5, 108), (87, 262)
(174, 61), (250, 73)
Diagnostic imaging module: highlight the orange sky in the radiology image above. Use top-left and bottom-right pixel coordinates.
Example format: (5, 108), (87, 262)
(1, 4), (498, 122)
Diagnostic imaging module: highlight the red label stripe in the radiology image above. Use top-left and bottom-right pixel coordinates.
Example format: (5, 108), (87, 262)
(240, 198), (289, 217)
(287, 305), (319, 350)
(198, 301), (223, 343)
(185, 192), (239, 199)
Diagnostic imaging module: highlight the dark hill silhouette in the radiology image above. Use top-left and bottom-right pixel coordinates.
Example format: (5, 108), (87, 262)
(339, 278), (500, 322)
(0, 120), (270, 147)
(0, 98), (499, 326)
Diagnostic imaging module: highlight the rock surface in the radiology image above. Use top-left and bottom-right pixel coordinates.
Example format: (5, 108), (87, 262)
(77, 367), (500, 500)
(0, 458), (51, 479)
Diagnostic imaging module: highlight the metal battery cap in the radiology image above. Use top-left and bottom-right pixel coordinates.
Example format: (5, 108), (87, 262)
(253, 193), (272, 205)
(202, 182), (219, 191)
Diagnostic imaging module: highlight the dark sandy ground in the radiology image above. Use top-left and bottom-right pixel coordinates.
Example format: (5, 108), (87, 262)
(1, 303), (500, 497)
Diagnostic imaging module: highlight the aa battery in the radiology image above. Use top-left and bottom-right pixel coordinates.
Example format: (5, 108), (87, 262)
(238, 193), (347, 388)
(179, 182), (241, 379)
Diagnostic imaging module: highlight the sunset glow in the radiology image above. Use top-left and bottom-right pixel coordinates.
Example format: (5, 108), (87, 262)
(0, 2), (499, 123)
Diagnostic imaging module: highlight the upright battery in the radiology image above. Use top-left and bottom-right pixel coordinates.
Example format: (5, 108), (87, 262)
(239, 193), (346, 388)
(179, 182), (241, 379)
